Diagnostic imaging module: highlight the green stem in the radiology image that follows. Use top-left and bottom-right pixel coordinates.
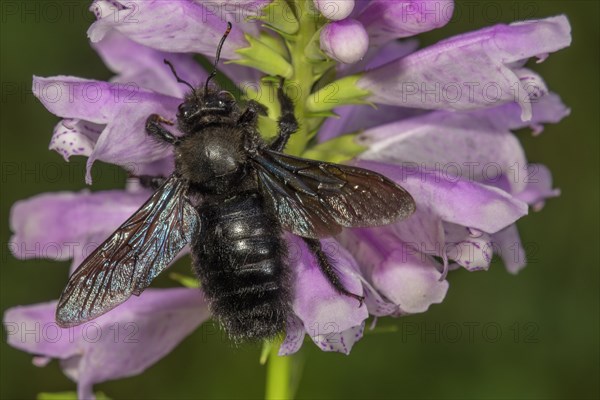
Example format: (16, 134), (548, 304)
(285, 0), (319, 156)
(265, 341), (292, 400)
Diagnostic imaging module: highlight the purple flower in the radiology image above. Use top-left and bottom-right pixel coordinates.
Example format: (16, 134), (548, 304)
(355, 16), (571, 120)
(4, 288), (208, 400)
(88, 0), (261, 59)
(318, 0), (454, 61)
(357, 0), (455, 45)
(6, 0), (571, 396)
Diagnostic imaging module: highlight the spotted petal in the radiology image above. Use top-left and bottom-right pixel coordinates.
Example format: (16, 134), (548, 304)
(33, 76), (180, 183)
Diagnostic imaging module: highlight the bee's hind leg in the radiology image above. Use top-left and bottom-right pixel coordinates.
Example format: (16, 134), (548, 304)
(303, 238), (365, 307)
(270, 79), (299, 152)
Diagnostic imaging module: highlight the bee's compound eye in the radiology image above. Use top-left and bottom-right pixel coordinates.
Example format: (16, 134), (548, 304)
(178, 103), (196, 118)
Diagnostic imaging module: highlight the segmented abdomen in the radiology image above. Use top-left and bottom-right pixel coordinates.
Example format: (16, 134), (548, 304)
(192, 192), (291, 341)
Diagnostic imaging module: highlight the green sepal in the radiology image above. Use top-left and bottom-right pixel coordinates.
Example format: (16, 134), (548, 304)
(38, 392), (111, 400)
(233, 33), (293, 78)
(254, 0), (299, 35)
(169, 272), (200, 288)
(304, 28), (326, 62)
(254, 31), (289, 60)
(306, 74), (371, 113)
(310, 61), (336, 84)
(302, 133), (366, 164)
(305, 116), (327, 135)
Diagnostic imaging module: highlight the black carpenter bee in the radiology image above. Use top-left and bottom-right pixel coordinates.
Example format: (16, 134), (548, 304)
(55, 23), (416, 340)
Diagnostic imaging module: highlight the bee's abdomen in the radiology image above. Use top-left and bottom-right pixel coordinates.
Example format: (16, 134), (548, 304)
(193, 192), (291, 341)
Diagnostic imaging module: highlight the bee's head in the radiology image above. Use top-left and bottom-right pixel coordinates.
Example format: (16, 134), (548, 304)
(176, 88), (239, 129)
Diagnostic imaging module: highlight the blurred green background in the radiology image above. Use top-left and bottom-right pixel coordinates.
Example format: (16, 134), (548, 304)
(1, 1), (598, 399)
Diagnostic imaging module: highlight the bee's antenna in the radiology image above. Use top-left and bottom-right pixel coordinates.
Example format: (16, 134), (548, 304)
(204, 21), (232, 94)
(164, 59), (195, 93)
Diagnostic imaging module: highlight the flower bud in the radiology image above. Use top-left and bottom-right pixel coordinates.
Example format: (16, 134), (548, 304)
(313, 0), (355, 20)
(320, 19), (369, 64)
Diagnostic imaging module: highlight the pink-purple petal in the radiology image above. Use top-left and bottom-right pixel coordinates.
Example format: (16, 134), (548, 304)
(317, 104), (424, 142)
(515, 164), (560, 210)
(4, 301), (81, 360)
(357, 15), (571, 120)
(340, 228), (448, 315)
(483, 92), (570, 133)
(4, 288), (209, 399)
(443, 223), (493, 271)
(312, 323), (365, 354)
(288, 235), (368, 354)
(85, 95), (179, 183)
(359, 279), (398, 317)
(336, 229), (400, 316)
(33, 76), (140, 124)
(32, 76), (180, 125)
(279, 313), (306, 356)
(358, 0), (454, 46)
(9, 189), (149, 261)
(374, 255), (447, 315)
(355, 160), (529, 234)
(386, 202), (446, 259)
(88, 0), (251, 60)
(337, 36), (419, 77)
(356, 106), (529, 192)
(491, 224), (526, 274)
(92, 30), (207, 98)
(363, 39), (420, 71)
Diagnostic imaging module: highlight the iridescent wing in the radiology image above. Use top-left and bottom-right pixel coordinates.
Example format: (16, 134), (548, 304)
(252, 149), (415, 239)
(56, 174), (200, 327)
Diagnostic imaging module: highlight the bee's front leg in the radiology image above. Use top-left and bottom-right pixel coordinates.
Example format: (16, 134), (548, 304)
(270, 79), (299, 152)
(238, 100), (267, 126)
(145, 114), (180, 145)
